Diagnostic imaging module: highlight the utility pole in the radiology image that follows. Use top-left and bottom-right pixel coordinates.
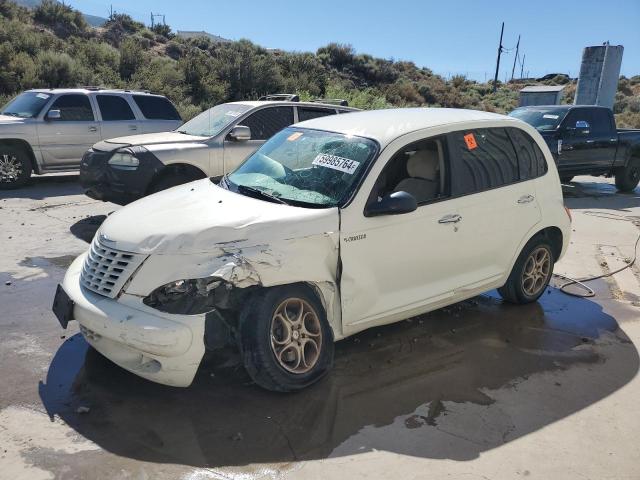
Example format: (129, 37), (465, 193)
(520, 54), (526, 79)
(510, 35), (520, 81)
(493, 22), (505, 92)
(150, 12), (166, 28)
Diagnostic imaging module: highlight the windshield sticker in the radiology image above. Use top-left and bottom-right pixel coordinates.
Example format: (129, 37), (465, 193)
(225, 111), (242, 117)
(543, 114), (559, 119)
(312, 153), (360, 174)
(463, 133), (478, 150)
(36, 93), (50, 99)
(287, 132), (304, 142)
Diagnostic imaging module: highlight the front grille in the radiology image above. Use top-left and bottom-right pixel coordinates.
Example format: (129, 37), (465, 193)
(80, 238), (146, 298)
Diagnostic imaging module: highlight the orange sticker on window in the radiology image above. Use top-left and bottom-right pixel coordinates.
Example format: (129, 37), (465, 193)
(464, 133), (477, 150)
(287, 132), (303, 141)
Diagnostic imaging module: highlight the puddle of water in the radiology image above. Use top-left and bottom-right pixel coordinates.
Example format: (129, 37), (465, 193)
(37, 285), (638, 468)
(20, 255), (77, 270)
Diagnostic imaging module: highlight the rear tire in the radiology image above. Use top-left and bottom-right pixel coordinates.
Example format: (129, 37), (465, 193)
(239, 285), (334, 392)
(0, 145), (32, 189)
(560, 176), (574, 184)
(498, 237), (554, 304)
(615, 159), (640, 192)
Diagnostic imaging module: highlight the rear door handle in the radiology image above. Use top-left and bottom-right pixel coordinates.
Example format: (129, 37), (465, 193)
(518, 194), (535, 204)
(129, 125), (138, 131)
(88, 126), (98, 132)
(438, 214), (462, 224)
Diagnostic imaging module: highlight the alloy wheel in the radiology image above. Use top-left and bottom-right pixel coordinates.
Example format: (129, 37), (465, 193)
(521, 246), (551, 297)
(270, 297), (322, 374)
(0, 153), (22, 184)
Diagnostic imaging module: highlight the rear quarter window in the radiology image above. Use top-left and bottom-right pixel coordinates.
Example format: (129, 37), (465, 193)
(506, 127), (548, 180)
(97, 95), (135, 121)
(448, 127), (519, 196)
(132, 95), (181, 120)
(298, 107), (335, 122)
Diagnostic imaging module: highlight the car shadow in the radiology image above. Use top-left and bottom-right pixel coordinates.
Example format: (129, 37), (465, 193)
(69, 215), (107, 243)
(39, 285), (638, 467)
(0, 174), (82, 200)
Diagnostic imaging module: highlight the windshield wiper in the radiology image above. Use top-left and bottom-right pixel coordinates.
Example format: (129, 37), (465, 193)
(236, 184), (288, 205)
(176, 130), (188, 134)
(2, 112), (19, 117)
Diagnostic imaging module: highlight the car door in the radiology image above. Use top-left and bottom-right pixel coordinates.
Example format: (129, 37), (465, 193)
(223, 106), (294, 173)
(445, 127), (542, 289)
(131, 94), (183, 133)
(558, 108), (594, 172)
(588, 108), (618, 170)
(36, 94), (101, 168)
(95, 94), (140, 140)
(339, 132), (473, 330)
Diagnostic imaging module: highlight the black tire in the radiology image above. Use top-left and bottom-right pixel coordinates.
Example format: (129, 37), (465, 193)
(0, 144), (32, 189)
(560, 176), (574, 184)
(148, 169), (204, 194)
(615, 159), (640, 193)
(498, 237), (555, 304)
(239, 284), (334, 392)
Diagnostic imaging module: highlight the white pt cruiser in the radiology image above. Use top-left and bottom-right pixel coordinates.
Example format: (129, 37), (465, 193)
(53, 108), (571, 392)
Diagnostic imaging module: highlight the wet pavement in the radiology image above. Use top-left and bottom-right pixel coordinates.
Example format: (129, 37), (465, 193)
(1, 175), (639, 479)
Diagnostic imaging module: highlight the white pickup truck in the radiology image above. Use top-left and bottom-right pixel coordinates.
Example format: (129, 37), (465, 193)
(0, 88), (183, 189)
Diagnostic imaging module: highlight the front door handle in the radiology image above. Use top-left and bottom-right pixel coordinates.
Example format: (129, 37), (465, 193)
(438, 214), (462, 224)
(129, 125), (138, 131)
(88, 126), (98, 132)
(518, 194), (535, 204)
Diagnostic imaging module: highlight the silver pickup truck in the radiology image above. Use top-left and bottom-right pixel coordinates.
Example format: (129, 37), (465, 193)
(0, 88), (183, 189)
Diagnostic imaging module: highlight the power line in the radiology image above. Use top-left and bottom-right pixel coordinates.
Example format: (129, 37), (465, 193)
(493, 22), (505, 92)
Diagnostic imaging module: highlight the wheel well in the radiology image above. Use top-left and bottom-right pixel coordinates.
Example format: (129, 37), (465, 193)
(0, 139), (38, 174)
(147, 163), (206, 193)
(534, 226), (563, 261)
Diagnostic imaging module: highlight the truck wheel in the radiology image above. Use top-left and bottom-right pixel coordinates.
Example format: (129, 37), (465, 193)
(560, 176), (573, 184)
(498, 237), (555, 304)
(615, 160), (640, 193)
(239, 285), (334, 392)
(0, 145), (32, 189)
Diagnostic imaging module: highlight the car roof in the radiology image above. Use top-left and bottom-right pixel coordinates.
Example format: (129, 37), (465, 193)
(26, 88), (165, 96)
(226, 100), (359, 111)
(513, 105), (611, 111)
(293, 107), (512, 147)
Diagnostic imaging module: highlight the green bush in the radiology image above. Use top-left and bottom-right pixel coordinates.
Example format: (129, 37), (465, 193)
(119, 38), (144, 80)
(34, 0), (87, 38)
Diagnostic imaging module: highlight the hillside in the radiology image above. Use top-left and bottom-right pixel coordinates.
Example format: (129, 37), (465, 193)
(1, 0), (638, 127)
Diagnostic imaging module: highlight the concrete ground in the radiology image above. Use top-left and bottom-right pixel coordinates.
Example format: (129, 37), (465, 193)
(0, 174), (639, 480)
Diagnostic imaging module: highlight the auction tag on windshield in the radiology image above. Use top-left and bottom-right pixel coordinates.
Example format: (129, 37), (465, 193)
(287, 132), (303, 141)
(463, 133), (478, 150)
(543, 114), (559, 119)
(225, 111), (242, 117)
(312, 153), (360, 174)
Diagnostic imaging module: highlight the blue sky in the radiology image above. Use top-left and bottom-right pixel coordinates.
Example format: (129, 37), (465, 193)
(72, 0), (639, 81)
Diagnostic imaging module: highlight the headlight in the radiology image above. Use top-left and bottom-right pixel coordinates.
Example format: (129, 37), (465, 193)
(108, 151), (139, 169)
(143, 278), (230, 315)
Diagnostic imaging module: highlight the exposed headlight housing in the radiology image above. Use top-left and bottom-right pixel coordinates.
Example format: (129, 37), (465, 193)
(143, 278), (232, 315)
(108, 150), (139, 169)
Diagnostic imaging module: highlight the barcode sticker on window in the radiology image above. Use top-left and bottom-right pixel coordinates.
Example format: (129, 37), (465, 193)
(464, 133), (478, 150)
(225, 111), (242, 117)
(312, 153), (360, 174)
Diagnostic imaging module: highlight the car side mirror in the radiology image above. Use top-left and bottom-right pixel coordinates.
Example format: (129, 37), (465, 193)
(228, 125), (251, 141)
(365, 191), (418, 217)
(46, 109), (61, 120)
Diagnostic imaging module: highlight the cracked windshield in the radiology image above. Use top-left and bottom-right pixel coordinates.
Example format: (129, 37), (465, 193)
(227, 127), (377, 207)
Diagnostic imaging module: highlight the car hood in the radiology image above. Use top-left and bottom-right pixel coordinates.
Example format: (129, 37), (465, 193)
(0, 114), (26, 124)
(98, 179), (339, 255)
(93, 131), (207, 152)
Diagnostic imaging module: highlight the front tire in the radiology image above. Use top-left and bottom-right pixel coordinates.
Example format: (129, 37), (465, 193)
(615, 159), (640, 192)
(239, 285), (334, 392)
(0, 145), (32, 189)
(498, 237), (554, 304)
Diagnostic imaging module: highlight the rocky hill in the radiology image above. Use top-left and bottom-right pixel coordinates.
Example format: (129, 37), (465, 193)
(1, 0), (638, 127)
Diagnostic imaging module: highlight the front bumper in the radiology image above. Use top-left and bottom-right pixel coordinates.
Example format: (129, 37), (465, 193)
(60, 254), (206, 387)
(80, 149), (164, 205)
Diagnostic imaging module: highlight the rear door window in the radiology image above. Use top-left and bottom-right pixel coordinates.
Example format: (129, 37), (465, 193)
(507, 127), (548, 180)
(132, 95), (181, 120)
(48, 94), (94, 121)
(239, 106), (294, 140)
(97, 95), (136, 121)
(298, 107), (335, 122)
(448, 128), (519, 196)
(589, 109), (613, 136)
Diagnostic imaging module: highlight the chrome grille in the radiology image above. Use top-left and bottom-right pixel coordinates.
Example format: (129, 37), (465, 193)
(80, 238), (146, 298)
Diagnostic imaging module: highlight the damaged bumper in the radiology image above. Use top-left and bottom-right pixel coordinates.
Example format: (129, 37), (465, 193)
(60, 254), (206, 387)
